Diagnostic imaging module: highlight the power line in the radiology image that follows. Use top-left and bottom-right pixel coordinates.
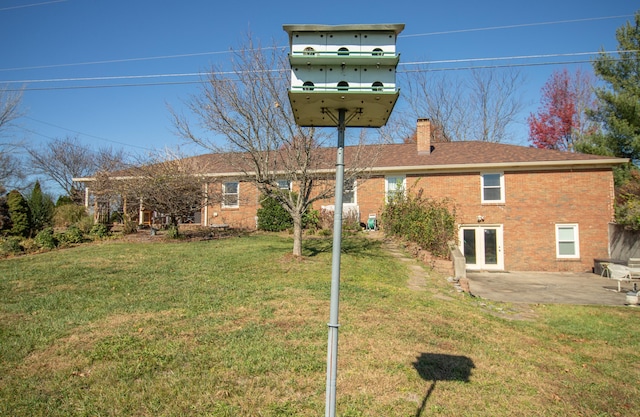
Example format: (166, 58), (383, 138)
(0, 50), (628, 89)
(0, 14), (631, 73)
(399, 14), (634, 38)
(0, 0), (67, 12)
(0, 47), (287, 73)
(24, 117), (155, 151)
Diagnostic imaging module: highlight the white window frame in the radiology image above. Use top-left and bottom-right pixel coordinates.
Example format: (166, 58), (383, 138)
(385, 175), (406, 202)
(222, 181), (239, 208)
(343, 178), (357, 205)
(276, 179), (291, 191)
(555, 224), (580, 259)
(481, 172), (505, 203)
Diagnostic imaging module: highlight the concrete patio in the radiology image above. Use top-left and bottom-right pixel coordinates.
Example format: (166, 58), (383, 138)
(465, 271), (639, 306)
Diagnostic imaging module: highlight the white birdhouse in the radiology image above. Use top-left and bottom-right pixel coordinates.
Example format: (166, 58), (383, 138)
(283, 24), (404, 127)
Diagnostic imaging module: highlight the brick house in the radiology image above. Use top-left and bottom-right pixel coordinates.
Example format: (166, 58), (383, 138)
(81, 119), (627, 273)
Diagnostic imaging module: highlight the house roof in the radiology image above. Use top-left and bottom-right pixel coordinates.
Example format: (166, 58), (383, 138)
(370, 141), (627, 172)
(181, 141), (628, 177)
(75, 141), (628, 182)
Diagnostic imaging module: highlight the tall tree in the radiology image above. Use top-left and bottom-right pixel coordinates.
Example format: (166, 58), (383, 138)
(0, 186), (10, 233)
(172, 36), (378, 256)
(6, 189), (31, 237)
(0, 87), (24, 190)
(578, 12), (640, 163)
(528, 68), (597, 151)
(27, 181), (55, 233)
(27, 137), (128, 200)
(400, 67), (524, 142)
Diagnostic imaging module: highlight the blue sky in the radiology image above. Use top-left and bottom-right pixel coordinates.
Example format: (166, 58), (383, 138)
(1, 0), (637, 171)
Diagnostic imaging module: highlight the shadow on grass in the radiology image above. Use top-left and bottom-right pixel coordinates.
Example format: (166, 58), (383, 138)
(302, 235), (382, 258)
(412, 353), (475, 417)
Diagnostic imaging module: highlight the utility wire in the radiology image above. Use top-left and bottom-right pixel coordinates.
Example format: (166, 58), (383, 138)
(0, 0), (67, 12)
(0, 14), (631, 72)
(0, 50), (628, 89)
(24, 116), (156, 151)
(400, 14), (634, 38)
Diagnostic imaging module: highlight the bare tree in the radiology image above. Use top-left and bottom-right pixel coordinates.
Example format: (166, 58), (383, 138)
(172, 36), (379, 256)
(400, 67), (524, 142)
(92, 149), (216, 234)
(0, 87), (24, 189)
(26, 136), (129, 201)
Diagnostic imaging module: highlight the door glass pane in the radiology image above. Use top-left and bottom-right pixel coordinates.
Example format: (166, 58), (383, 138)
(484, 229), (498, 264)
(463, 229), (476, 264)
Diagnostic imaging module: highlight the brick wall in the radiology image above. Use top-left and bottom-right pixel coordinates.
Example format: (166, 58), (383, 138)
(203, 167), (615, 273)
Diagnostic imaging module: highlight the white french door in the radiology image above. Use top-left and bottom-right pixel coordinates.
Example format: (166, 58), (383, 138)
(459, 225), (504, 270)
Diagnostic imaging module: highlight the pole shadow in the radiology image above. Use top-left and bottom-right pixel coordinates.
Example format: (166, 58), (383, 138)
(412, 353), (475, 417)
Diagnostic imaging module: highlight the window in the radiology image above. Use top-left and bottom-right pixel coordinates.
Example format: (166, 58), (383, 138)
(277, 179), (291, 191)
(343, 179), (356, 204)
(481, 173), (504, 203)
(385, 175), (406, 202)
(337, 81), (349, 91)
(302, 81), (314, 91)
(222, 182), (239, 208)
(556, 224), (580, 258)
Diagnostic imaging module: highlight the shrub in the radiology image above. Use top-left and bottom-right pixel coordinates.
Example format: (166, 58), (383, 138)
(75, 215), (95, 234)
(122, 218), (138, 234)
(318, 208), (361, 233)
(34, 227), (58, 249)
(303, 208), (320, 231)
(257, 195), (293, 232)
(57, 226), (84, 245)
(7, 190), (32, 238)
(53, 204), (89, 228)
(381, 189), (457, 258)
(90, 223), (110, 239)
(166, 224), (180, 239)
(0, 236), (23, 256)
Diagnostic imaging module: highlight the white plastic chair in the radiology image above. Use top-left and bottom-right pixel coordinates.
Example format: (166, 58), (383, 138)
(606, 264), (633, 292)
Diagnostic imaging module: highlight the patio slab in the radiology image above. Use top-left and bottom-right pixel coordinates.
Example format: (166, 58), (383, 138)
(465, 271), (639, 306)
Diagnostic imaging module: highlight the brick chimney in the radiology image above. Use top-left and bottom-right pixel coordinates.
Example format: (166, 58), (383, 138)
(416, 118), (431, 155)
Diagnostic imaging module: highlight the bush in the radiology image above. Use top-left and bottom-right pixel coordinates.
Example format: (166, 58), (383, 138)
(7, 190), (32, 238)
(53, 204), (88, 228)
(381, 189), (457, 258)
(0, 236), (23, 256)
(166, 224), (180, 239)
(57, 226), (84, 245)
(318, 208), (361, 233)
(34, 227), (58, 249)
(90, 223), (110, 238)
(257, 195), (293, 232)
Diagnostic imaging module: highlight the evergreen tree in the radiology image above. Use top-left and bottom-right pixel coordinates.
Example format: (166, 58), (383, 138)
(578, 12), (640, 163)
(7, 190), (32, 237)
(27, 181), (55, 233)
(0, 186), (10, 233)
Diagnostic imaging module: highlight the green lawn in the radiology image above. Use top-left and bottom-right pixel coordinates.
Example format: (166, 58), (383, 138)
(1, 234), (639, 416)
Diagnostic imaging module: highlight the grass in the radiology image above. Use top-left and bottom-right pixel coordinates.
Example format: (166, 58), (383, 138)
(1, 233), (639, 416)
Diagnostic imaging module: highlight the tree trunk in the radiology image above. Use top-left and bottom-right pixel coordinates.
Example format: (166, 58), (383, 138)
(292, 213), (303, 257)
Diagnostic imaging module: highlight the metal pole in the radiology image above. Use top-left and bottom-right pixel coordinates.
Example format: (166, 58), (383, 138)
(325, 108), (346, 417)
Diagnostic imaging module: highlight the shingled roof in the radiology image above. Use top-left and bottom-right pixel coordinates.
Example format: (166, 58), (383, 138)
(76, 140), (627, 183)
(172, 141), (627, 177)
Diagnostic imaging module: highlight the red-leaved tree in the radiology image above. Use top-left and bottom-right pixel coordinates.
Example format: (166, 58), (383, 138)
(528, 68), (596, 151)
